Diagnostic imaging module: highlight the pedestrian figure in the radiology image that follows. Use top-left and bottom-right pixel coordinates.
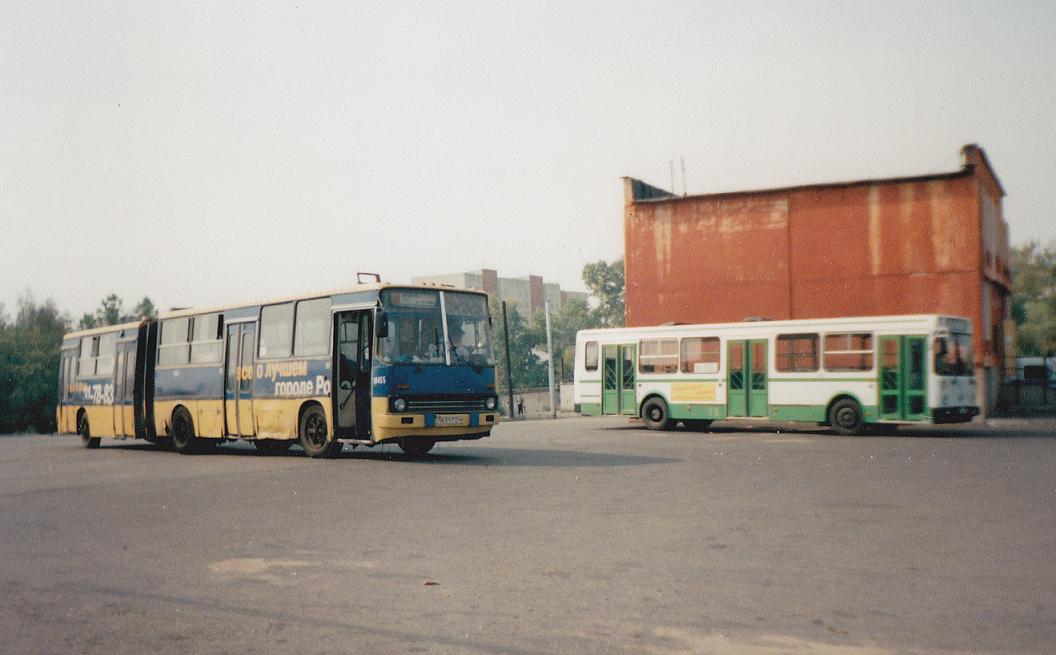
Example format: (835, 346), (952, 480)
(517, 397), (525, 417)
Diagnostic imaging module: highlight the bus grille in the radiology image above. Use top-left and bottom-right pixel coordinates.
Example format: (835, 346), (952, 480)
(406, 399), (489, 413)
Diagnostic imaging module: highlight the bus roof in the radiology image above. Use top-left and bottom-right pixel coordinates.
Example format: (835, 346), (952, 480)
(576, 314), (971, 339)
(62, 320), (146, 341)
(155, 282), (488, 321)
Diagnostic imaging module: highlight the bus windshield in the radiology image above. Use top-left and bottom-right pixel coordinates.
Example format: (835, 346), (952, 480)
(379, 289), (494, 367)
(934, 333), (973, 376)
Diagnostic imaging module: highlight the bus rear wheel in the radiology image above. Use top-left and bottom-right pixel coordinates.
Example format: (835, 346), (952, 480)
(79, 415), (100, 449)
(642, 398), (673, 431)
(398, 438), (435, 457)
(299, 405), (340, 458)
(829, 398), (864, 436)
(171, 407), (202, 454)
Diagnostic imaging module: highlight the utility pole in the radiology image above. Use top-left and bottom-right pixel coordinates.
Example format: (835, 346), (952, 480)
(501, 302), (515, 419)
(545, 301), (557, 419)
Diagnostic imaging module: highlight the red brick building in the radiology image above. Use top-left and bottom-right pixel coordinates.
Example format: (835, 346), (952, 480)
(624, 145), (1011, 414)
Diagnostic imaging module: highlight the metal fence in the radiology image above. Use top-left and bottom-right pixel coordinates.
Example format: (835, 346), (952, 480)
(999, 361), (1056, 412)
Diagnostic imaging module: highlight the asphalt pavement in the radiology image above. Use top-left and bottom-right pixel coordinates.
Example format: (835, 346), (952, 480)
(1, 417), (1054, 654)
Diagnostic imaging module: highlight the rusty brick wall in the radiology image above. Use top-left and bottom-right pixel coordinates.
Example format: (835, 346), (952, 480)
(624, 172), (1009, 372)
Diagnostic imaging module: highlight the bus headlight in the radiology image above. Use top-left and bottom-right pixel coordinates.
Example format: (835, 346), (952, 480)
(393, 398), (407, 412)
(485, 397), (497, 410)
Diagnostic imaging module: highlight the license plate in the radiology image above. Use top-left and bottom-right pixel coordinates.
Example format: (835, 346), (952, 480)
(434, 415), (464, 426)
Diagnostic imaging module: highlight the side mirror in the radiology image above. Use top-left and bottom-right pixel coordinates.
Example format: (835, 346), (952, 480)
(376, 309), (388, 339)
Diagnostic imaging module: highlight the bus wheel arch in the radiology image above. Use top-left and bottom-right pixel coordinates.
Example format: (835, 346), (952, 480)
(78, 409), (99, 448)
(827, 395), (865, 436)
(298, 401), (340, 458)
(640, 395), (674, 431)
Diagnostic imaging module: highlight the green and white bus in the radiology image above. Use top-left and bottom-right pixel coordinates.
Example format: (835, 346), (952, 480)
(573, 314), (978, 434)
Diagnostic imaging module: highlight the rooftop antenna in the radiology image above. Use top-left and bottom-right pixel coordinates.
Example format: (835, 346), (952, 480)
(681, 156), (687, 196)
(669, 159), (675, 194)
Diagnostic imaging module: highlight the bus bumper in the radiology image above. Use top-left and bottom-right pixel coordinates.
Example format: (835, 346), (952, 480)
(372, 411), (498, 442)
(932, 406), (979, 424)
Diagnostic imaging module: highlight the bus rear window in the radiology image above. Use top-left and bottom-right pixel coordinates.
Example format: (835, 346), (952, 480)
(584, 342), (598, 371)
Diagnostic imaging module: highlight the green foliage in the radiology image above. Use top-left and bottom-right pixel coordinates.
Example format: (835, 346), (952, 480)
(582, 257), (625, 327)
(130, 296), (157, 320)
(77, 294), (156, 330)
(491, 302), (548, 390)
(0, 293), (68, 433)
(0, 291), (155, 433)
(1011, 241), (1056, 356)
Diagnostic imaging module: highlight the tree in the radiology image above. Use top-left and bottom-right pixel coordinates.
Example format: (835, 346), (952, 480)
(491, 302), (548, 392)
(0, 292), (68, 433)
(526, 298), (600, 381)
(582, 257), (625, 327)
(1011, 241), (1056, 356)
(97, 293), (124, 326)
(130, 296), (157, 320)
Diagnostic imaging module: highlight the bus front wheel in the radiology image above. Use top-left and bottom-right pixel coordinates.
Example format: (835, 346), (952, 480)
(829, 398), (864, 436)
(299, 405), (340, 458)
(642, 398), (673, 431)
(79, 415), (100, 449)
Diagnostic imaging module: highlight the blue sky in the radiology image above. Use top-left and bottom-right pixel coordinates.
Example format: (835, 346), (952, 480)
(2, 1), (1054, 318)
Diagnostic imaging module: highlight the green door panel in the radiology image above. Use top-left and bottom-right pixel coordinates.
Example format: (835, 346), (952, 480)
(878, 335), (928, 421)
(619, 344), (636, 415)
(748, 339), (768, 418)
(602, 345), (619, 414)
(727, 340), (747, 417)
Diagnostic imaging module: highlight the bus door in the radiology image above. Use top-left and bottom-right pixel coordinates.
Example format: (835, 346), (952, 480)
(224, 323), (256, 437)
(620, 344), (636, 415)
(334, 311), (373, 437)
(113, 343), (136, 437)
(878, 335), (928, 421)
(602, 344), (636, 415)
(727, 339), (768, 418)
(113, 349), (126, 436)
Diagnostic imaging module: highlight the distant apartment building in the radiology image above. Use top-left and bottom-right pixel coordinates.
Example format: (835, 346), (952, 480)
(411, 269), (589, 316)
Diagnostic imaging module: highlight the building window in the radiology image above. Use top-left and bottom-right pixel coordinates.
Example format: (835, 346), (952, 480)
(294, 298), (331, 357)
(259, 303), (295, 359)
(584, 342), (599, 371)
(159, 317), (191, 366)
(639, 338), (678, 374)
(823, 333), (873, 371)
(681, 337), (720, 374)
(776, 333), (819, 372)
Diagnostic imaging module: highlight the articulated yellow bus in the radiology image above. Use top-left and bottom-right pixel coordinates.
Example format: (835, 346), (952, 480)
(57, 283), (499, 457)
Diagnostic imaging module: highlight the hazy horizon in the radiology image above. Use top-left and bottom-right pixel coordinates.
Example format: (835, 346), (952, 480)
(3, 1), (1055, 320)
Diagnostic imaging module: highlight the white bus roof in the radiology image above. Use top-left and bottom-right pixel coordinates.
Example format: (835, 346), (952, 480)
(577, 314), (971, 340)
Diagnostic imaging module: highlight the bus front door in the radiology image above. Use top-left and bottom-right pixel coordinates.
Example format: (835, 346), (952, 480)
(879, 335), (928, 421)
(334, 311), (373, 438)
(224, 323), (256, 437)
(602, 344), (635, 415)
(727, 339), (768, 418)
